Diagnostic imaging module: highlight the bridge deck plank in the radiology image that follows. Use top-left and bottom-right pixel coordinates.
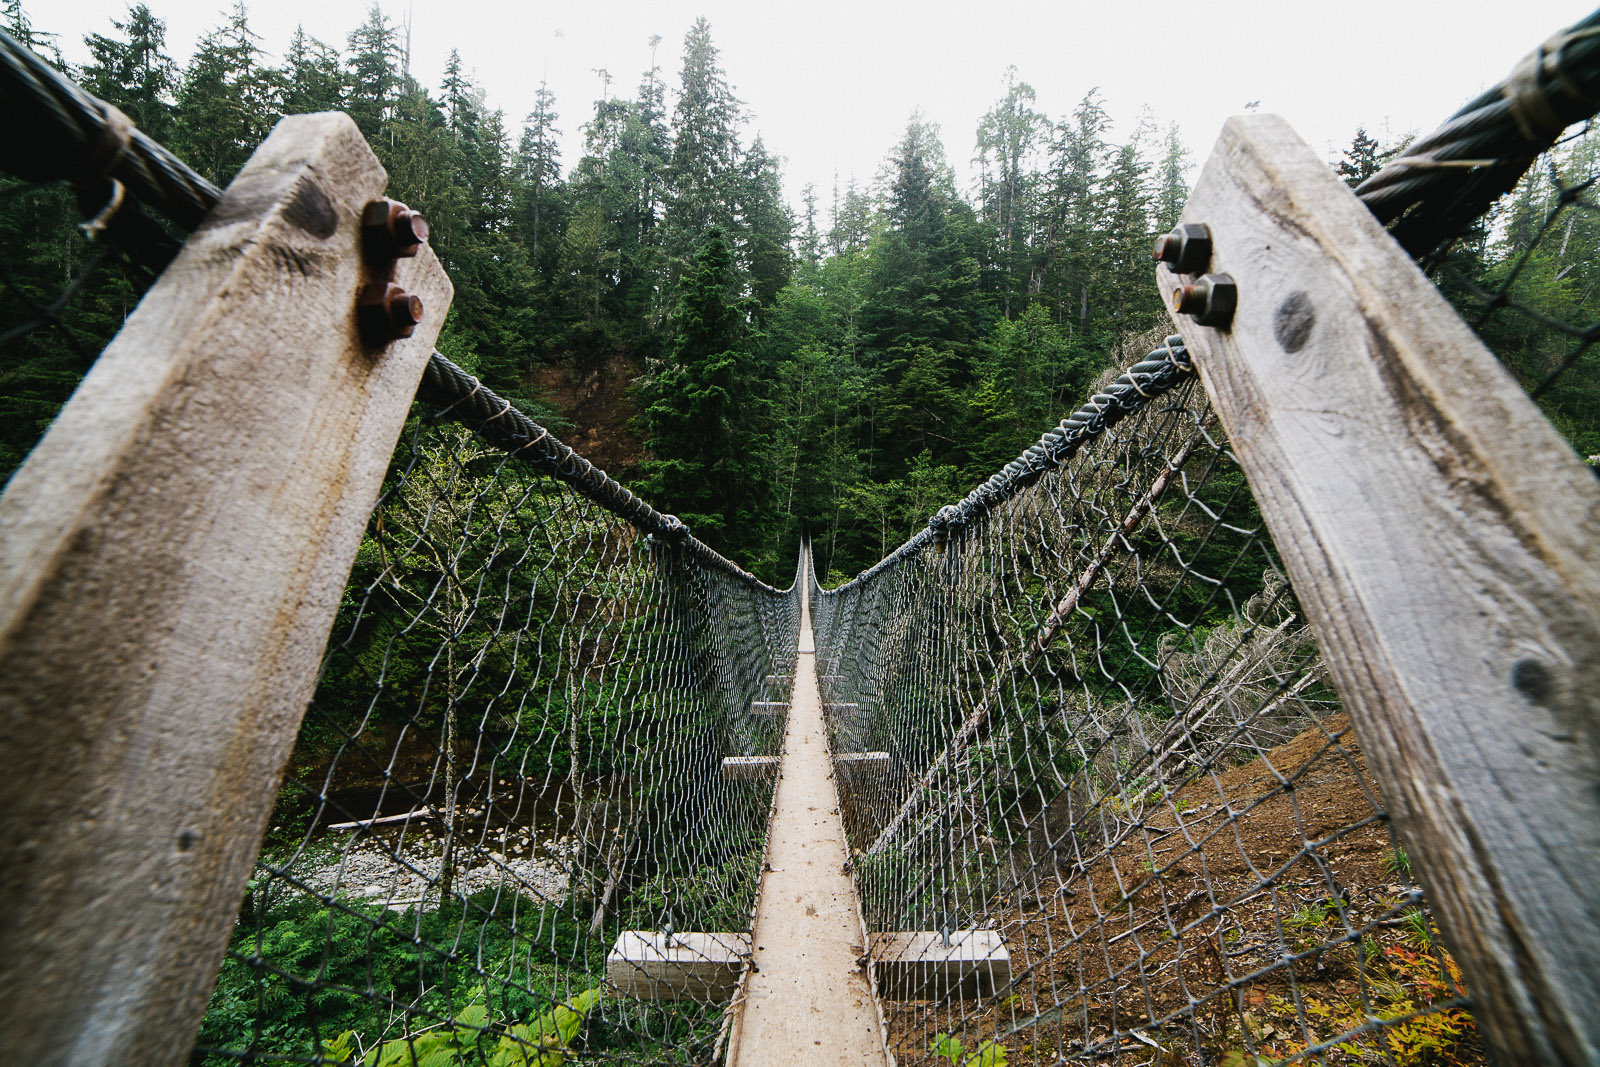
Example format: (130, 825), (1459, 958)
(727, 555), (888, 1066)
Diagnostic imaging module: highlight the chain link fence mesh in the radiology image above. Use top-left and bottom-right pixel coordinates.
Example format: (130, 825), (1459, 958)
(812, 349), (1468, 1066)
(3, 12), (1600, 1067)
(194, 408), (799, 1065)
(1425, 123), (1600, 458)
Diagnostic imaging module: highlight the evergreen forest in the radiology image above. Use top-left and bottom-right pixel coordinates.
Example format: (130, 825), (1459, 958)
(6, 6), (1600, 1065)
(3, 0), (1598, 587)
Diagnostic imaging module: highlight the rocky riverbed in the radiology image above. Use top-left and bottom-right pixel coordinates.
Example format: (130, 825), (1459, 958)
(290, 824), (581, 909)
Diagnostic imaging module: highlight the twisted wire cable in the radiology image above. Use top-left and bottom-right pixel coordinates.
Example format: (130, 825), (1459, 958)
(420, 353), (785, 592)
(0, 28), (219, 229)
(0, 29), (778, 591)
(1356, 7), (1600, 258)
(843, 335), (1193, 588)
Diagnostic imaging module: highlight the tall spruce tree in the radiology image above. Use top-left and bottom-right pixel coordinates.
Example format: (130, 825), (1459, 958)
(174, 4), (278, 185)
(735, 136), (793, 314)
(282, 26), (344, 115)
(975, 68), (1045, 319)
(1154, 123), (1189, 231)
(1042, 89), (1110, 329)
(1338, 126), (1383, 187)
(863, 115), (988, 470)
(80, 4), (177, 143)
(661, 19), (743, 284)
(643, 228), (767, 553)
(345, 3), (400, 141)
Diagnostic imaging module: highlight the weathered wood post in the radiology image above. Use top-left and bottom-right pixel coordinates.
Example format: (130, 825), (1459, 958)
(0, 112), (450, 1066)
(1158, 113), (1600, 1066)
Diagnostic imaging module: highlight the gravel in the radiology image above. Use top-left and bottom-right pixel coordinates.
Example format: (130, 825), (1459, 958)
(292, 830), (579, 910)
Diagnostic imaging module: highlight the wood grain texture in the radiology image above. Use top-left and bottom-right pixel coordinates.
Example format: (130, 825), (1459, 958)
(833, 752), (891, 779)
(869, 930), (1011, 1001)
(0, 112), (450, 1066)
(606, 931), (750, 1001)
(722, 756), (781, 780)
(1159, 114), (1600, 1066)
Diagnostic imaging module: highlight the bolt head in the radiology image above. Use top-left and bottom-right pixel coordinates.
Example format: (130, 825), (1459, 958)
(1154, 222), (1213, 274)
(357, 281), (424, 344)
(361, 198), (429, 260)
(1172, 272), (1236, 329)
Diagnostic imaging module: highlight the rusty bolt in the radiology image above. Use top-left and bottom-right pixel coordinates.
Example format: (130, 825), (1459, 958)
(1172, 273), (1237, 329)
(362, 198), (429, 260)
(1153, 222), (1213, 274)
(358, 281), (424, 344)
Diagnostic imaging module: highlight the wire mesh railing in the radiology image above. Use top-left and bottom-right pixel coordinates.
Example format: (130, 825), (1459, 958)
(193, 375), (799, 1065)
(813, 341), (1464, 1065)
(3, 8), (1600, 1067)
(811, 12), (1600, 1065)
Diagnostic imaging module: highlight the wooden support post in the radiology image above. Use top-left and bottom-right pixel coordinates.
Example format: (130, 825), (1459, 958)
(721, 756), (780, 780)
(607, 931), (749, 1000)
(833, 752), (891, 780)
(0, 113), (450, 1067)
(1160, 114), (1600, 1066)
(868, 931), (1009, 1000)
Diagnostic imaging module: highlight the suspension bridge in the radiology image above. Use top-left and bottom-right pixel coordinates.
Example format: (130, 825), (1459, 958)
(2, 10), (1599, 1067)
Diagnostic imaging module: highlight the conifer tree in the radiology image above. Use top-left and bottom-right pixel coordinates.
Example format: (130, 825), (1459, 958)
(799, 183), (822, 270)
(3, 0), (60, 61)
(345, 3), (400, 141)
(975, 68), (1045, 318)
(643, 228), (766, 552)
(1100, 140), (1154, 334)
(1337, 126), (1383, 188)
(1153, 123), (1189, 231)
(661, 19), (743, 280)
(863, 115), (988, 470)
(174, 3), (278, 185)
(735, 136), (793, 313)
(1042, 90), (1110, 328)
(81, 4), (177, 143)
(282, 26), (344, 115)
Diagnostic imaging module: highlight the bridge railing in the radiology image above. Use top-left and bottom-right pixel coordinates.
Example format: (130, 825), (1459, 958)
(815, 10), (1600, 1066)
(0, 34), (798, 1067)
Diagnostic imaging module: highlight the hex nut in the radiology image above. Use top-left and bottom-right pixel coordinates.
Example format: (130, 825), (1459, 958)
(362, 198), (430, 261)
(1153, 222), (1213, 274)
(358, 281), (425, 344)
(1172, 273), (1236, 329)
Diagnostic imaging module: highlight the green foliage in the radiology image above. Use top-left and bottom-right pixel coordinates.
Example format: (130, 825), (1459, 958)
(198, 889), (599, 1064)
(323, 986), (601, 1067)
(931, 1032), (1009, 1067)
(1386, 847), (1413, 881)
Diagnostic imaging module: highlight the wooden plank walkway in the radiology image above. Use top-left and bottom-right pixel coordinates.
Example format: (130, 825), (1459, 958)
(726, 555), (888, 1066)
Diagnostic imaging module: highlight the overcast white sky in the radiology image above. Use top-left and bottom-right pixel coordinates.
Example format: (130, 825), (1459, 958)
(39, 0), (1600, 216)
